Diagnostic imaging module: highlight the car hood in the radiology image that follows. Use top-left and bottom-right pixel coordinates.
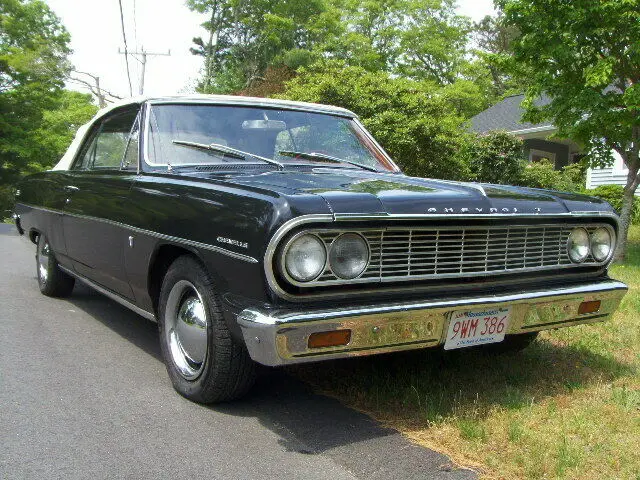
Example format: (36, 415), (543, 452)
(200, 168), (613, 216)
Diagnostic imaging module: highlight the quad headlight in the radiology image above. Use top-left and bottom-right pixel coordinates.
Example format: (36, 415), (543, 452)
(567, 228), (590, 263)
(590, 227), (614, 262)
(329, 233), (370, 279)
(283, 234), (327, 282)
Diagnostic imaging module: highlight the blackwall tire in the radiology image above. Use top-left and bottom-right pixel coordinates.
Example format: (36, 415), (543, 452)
(158, 255), (256, 403)
(36, 234), (75, 298)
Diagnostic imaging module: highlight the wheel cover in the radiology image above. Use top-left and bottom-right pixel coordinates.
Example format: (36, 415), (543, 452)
(38, 240), (50, 284)
(164, 280), (208, 380)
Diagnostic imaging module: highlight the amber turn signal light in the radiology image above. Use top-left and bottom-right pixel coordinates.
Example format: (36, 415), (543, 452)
(578, 300), (601, 315)
(308, 329), (351, 349)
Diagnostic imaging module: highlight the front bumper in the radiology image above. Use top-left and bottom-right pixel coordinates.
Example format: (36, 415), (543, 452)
(237, 280), (628, 366)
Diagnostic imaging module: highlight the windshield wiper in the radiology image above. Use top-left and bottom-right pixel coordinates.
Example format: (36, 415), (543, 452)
(172, 140), (284, 169)
(278, 151), (379, 172)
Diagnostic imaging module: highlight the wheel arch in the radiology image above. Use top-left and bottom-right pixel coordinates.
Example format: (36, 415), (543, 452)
(29, 228), (41, 245)
(147, 243), (201, 317)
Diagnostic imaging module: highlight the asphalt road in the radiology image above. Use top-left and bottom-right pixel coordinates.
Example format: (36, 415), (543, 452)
(0, 223), (475, 480)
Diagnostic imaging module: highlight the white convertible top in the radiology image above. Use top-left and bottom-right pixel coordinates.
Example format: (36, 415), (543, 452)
(52, 94), (357, 171)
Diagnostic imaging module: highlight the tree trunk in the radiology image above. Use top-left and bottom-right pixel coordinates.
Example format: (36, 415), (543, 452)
(613, 160), (639, 262)
(614, 187), (635, 262)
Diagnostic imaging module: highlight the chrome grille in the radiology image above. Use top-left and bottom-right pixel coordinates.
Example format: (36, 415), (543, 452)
(302, 224), (611, 287)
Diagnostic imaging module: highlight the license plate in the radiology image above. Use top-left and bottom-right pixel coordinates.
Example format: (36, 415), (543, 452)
(444, 307), (511, 350)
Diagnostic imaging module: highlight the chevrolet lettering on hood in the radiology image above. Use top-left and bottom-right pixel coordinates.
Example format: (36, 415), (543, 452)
(12, 94), (627, 404)
(426, 207), (527, 214)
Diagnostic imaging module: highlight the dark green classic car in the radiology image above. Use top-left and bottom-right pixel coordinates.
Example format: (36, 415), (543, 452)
(13, 95), (627, 403)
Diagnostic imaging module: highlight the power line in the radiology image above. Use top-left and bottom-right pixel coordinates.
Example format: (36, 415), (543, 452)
(118, 0), (133, 96)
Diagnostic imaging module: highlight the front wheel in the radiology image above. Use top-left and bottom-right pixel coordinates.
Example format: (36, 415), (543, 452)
(158, 255), (256, 403)
(36, 234), (75, 297)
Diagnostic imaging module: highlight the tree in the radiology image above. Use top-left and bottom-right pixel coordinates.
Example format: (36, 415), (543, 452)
(1, 0), (71, 184)
(187, 0), (341, 93)
(0, 0), (97, 218)
(498, 0), (640, 260)
(471, 13), (521, 99)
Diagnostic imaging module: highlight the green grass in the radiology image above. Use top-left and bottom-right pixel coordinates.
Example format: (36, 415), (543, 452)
(292, 225), (640, 479)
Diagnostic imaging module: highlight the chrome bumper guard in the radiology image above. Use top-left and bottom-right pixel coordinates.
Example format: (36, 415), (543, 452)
(237, 280), (628, 366)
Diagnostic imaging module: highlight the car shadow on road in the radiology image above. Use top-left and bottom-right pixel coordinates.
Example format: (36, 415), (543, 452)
(65, 283), (476, 480)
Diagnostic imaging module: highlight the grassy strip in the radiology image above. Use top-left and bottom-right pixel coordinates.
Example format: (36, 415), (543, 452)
(292, 226), (640, 479)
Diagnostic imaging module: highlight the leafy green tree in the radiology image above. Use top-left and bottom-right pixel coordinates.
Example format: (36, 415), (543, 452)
(0, 0), (97, 218)
(395, 0), (471, 84)
(471, 12), (522, 99)
(1, 0), (71, 183)
(279, 61), (470, 180)
(498, 0), (640, 260)
(188, 0), (340, 93)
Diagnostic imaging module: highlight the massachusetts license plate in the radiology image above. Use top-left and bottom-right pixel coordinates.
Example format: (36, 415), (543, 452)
(444, 307), (511, 350)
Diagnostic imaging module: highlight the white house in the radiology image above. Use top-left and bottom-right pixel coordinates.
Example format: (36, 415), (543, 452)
(469, 94), (636, 195)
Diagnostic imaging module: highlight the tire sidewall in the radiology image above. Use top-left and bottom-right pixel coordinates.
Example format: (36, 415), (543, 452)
(36, 235), (53, 293)
(158, 257), (218, 399)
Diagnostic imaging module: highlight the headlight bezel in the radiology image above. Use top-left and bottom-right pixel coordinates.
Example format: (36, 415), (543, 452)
(328, 232), (371, 280)
(280, 232), (327, 283)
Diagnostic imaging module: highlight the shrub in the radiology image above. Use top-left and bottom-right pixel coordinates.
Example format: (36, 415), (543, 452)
(0, 185), (16, 222)
(518, 159), (584, 192)
(464, 131), (525, 185)
(583, 185), (640, 224)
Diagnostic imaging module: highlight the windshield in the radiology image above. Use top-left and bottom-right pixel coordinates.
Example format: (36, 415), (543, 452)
(145, 104), (399, 172)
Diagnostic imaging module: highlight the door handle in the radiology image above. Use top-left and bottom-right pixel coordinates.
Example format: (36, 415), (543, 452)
(64, 185), (80, 192)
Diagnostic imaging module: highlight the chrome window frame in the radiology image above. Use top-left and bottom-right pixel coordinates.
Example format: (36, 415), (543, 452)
(140, 101), (401, 172)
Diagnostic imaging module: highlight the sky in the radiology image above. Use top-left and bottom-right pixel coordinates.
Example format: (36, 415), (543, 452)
(44, 0), (496, 101)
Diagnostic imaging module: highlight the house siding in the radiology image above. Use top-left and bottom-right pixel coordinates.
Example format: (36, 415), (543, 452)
(522, 139), (569, 169)
(586, 168), (640, 196)
(586, 150), (639, 196)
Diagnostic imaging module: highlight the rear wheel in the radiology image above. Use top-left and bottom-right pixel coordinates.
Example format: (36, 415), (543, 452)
(36, 234), (75, 297)
(158, 255), (256, 403)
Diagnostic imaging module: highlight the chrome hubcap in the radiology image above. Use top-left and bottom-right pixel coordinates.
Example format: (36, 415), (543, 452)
(38, 240), (50, 284)
(165, 280), (208, 380)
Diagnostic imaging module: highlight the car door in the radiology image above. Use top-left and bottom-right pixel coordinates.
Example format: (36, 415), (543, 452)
(62, 107), (141, 300)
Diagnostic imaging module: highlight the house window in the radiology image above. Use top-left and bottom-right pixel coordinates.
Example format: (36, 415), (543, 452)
(529, 149), (556, 164)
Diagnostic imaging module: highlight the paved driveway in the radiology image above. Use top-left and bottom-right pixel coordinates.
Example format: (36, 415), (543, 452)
(0, 223), (475, 479)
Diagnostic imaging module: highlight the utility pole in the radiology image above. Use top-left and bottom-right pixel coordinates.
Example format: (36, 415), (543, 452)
(118, 47), (171, 95)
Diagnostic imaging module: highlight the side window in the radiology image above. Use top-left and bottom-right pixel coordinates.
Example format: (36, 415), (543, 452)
(73, 109), (139, 170)
(121, 116), (140, 170)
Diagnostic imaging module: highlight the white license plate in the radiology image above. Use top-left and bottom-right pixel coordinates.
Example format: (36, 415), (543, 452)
(444, 307), (511, 350)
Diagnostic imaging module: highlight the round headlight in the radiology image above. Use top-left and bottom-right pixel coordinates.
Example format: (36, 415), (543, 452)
(590, 227), (613, 262)
(567, 228), (590, 263)
(329, 233), (370, 279)
(284, 234), (326, 282)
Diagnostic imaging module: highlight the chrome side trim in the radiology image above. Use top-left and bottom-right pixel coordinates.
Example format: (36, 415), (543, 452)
(263, 212), (620, 301)
(15, 203), (258, 263)
(60, 265), (156, 321)
(238, 280), (628, 366)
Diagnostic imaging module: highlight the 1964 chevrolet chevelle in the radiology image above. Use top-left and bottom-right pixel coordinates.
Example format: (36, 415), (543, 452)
(13, 95), (628, 403)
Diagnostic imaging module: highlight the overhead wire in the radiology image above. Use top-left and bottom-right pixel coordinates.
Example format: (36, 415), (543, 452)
(118, 0), (133, 96)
